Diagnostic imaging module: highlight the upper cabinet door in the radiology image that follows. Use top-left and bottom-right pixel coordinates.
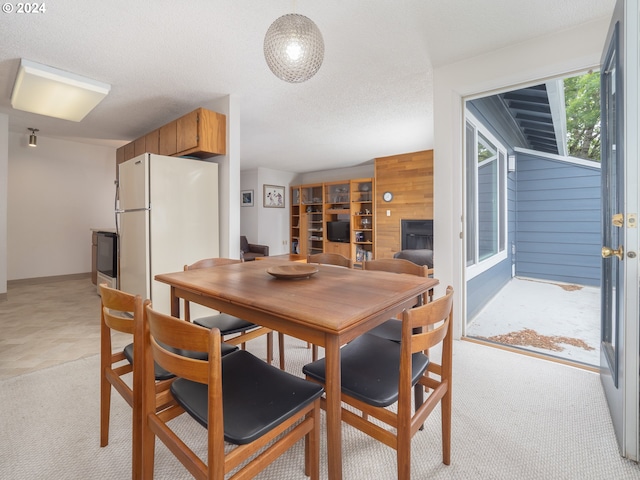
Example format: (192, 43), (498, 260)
(177, 109), (199, 153)
(159, 120), (177, 156)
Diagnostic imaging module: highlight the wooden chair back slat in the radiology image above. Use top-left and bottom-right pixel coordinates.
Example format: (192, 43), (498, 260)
(307, 252), (353, 268)
(145, 305), (213, 385)
(363, 258), (429, 277)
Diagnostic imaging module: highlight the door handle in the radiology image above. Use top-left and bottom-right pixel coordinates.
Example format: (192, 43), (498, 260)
(602, 245), (624, 260)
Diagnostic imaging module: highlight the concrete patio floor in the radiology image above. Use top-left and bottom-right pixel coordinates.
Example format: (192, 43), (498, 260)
(465, 277), (601, 367)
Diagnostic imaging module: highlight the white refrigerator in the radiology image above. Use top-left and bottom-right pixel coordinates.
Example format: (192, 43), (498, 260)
(116, 153), (219, 315)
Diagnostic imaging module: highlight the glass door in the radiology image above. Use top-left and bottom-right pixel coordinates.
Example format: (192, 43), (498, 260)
(599, 0), (640, 460)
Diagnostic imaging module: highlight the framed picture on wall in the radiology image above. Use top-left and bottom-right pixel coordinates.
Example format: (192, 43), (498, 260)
(263, 184), (285, 208)
(241, 189), (254, 207)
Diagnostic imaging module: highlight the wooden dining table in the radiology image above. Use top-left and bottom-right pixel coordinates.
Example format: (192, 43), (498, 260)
(155, 258), (438, 480)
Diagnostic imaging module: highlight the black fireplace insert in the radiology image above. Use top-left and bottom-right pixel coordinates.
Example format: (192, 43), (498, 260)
(400, 219), (433, 250)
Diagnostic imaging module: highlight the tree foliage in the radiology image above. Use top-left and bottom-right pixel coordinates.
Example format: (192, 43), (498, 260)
(564, 72), (601, 161)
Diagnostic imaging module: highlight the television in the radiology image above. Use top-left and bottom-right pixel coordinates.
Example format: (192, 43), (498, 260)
(326, 221), (350, 243)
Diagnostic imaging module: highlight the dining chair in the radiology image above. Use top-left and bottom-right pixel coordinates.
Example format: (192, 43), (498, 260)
(307, 252), (353, 360)
(99, 284), (238, 479)
(141, 304), (324, 480)
(362, 257), (434, 342)
(184, 257), (285, 370)
(99, 283), (168, 480)
(303, 286), (454, 480)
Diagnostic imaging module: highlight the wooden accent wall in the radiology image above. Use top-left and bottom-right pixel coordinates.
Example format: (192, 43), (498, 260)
(374, 150), (433, 259)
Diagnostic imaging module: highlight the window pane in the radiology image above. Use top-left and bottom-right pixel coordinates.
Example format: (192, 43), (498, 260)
(478, 132), (497, 163)
(465, 113), (508, 276)
(478, 151), (498, 262)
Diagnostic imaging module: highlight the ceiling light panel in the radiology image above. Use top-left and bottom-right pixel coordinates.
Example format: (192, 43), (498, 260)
(11, 59), (111, 122)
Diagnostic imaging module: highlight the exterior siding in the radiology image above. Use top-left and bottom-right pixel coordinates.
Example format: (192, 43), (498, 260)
(465, 103), (602, 323)
(467, 171), (516, 320)
(515, 153), (601, 286)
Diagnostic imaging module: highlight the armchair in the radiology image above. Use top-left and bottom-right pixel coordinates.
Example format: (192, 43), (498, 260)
(240, 235), (269, 261)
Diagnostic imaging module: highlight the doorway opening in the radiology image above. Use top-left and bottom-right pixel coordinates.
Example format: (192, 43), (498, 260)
(463, 71), (602, 368)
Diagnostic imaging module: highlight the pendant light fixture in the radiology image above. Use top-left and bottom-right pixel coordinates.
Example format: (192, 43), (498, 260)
(263, 12), (324, 83)
(28, 128), (38, 147)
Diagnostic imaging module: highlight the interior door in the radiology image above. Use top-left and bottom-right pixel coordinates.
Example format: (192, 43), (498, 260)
(600, 0), (640, 460)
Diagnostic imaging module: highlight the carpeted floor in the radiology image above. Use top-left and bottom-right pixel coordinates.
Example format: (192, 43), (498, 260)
(1, 334), (638, 479)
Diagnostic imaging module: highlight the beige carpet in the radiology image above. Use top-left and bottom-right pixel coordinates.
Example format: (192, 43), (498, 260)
(1, 334), (639, 479)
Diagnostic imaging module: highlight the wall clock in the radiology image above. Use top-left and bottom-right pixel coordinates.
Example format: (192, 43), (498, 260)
(383, 191), (393, 202)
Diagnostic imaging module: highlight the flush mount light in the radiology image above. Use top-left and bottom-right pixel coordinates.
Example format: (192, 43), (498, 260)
(28, 128), (38, 147)
(11, 59), (111, 122)
(263, 13), (324, 83)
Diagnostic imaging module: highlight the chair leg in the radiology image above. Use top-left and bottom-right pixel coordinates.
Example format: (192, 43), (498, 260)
(414, 384), (424, 431)
(305, 401), (321, 480)
(266, 331), (273, 365)
(312, 344), (318, 361)
(141, 420), (156, 479)
(100, 370), (111, 447)
(397, 421), (412, 480)
(278, 332), (286, 370)
(442, 389), (452, 465)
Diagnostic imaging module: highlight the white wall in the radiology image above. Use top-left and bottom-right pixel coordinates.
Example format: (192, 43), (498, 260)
(7, 132), (115, 280)
(240, 167), (297, 256)
(240, 169), (259, 242)
(257, 168), (298, 255)
(433, 17), (611, 338)
(204, 95), (241, 259)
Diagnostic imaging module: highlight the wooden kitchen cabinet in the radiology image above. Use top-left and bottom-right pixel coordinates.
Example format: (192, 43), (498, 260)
(115, 107), (226, 172)
(159, 120), (177, 155)
(145, 129), (160, 154)
(124, 142), (135, 161)
(175, 108), (226, 157)
(177, 109), (198, 153)
(134, 136), (146, 157)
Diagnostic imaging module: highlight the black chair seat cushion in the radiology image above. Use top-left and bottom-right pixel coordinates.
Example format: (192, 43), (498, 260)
(170, 350), (324, 445)
(393, 249), (434, 268)
(303, 333), (429, 408)
(124, 342), (238, 381)
(193, 313), (256, 334)
(367, 319), (402, 343)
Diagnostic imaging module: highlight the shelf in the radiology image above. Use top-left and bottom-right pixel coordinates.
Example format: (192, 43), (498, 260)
(291, 178), (374, 263)
(326, 208), (350, 214)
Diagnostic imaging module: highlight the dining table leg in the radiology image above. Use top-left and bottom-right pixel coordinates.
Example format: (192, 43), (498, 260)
(324, 335), (342, 480)
(169, 286), (180, 318)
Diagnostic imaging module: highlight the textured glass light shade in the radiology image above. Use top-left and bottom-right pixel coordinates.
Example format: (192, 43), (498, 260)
(264, 14), (324, 83)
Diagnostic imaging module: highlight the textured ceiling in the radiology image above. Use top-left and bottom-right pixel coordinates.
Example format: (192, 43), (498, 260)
(0, 0), (615, 173)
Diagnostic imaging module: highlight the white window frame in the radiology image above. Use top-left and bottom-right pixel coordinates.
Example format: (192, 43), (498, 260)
(465, 111), (508, 280)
